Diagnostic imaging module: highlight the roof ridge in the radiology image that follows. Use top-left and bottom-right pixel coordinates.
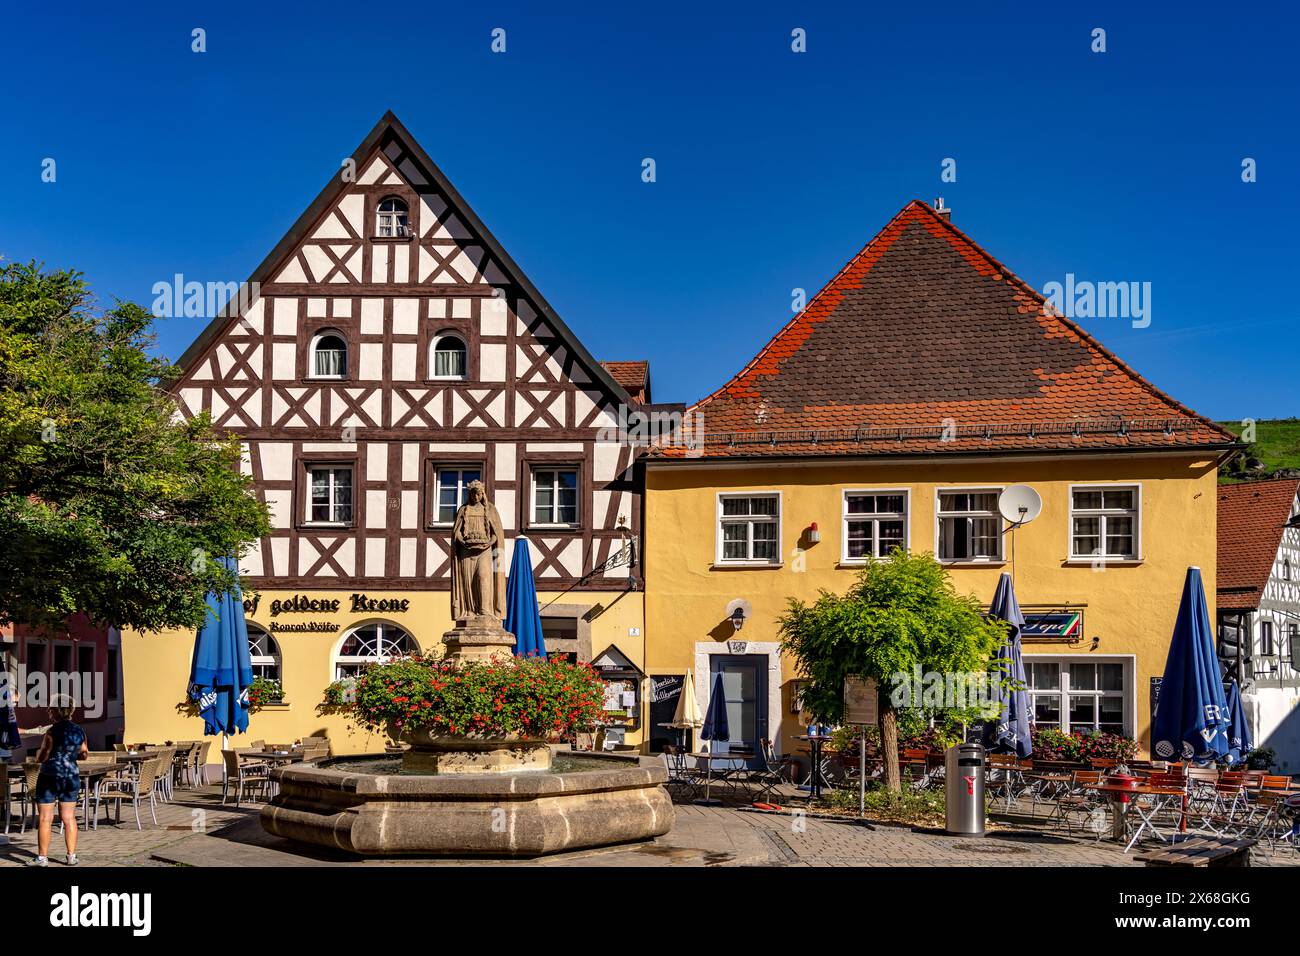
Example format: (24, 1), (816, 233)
(909, 201), (1235, 443)
(690, 200), (924, 412)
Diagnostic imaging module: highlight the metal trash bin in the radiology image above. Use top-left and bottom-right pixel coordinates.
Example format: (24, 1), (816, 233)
(944, 742), (986, 836)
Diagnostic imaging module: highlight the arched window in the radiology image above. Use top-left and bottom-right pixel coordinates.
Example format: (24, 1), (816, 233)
(333, 622), (418, 680)
(310, 330), (347, 378)
(431, 333), (467, 380)
(247, 625), (282, 684)
(376, 196), (410, 237)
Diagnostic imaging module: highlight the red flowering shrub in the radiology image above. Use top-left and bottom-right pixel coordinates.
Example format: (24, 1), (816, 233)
(1031, 727), (1138, 763)
(322, 655), (606, 741)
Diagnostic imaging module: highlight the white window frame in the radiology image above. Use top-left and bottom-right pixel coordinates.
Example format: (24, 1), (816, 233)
(432, 465), (483, 526)
(1022, 654), (1134, 736)
(841, 489), (909, 564)
(1068, 483), (1142, 563)
(934, 486), (1004, 563)
(715, 491), (783, 566)
(308, 330), (347, 379)
(306, 465), (354, 526)
(332, 621), (417, 681)
(376, 196), (410, 238)
(530, 468), (581, 528)
(430, 333), (468, 380)
(247, 626), (283, 692)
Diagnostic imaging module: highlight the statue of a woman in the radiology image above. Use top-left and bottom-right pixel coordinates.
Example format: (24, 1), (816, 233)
(450, 480), (507, 623)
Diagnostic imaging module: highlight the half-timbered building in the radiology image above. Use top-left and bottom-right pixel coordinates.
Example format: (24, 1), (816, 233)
(121, 113), (651, 757)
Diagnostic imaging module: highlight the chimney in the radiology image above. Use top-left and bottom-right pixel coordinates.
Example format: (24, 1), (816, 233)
(933, 197), (951, 221)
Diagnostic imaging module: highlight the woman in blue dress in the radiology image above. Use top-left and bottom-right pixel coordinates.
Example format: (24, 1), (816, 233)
(29, 700), (87, 866)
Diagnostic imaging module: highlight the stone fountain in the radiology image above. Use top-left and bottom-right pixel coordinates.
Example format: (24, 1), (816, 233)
(260, 483), (673, 856)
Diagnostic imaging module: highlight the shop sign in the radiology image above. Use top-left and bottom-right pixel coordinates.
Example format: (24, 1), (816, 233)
(269, 621), (341, 633)
(266, 593), (411, 617)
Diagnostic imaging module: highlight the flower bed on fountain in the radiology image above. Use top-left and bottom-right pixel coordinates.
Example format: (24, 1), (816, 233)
(261, 653), (673, 857)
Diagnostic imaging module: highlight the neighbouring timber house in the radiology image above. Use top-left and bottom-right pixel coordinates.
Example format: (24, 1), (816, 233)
(120, 113), (653, 761)
(644, 199), (1240, 759)
(1218, 478), (1300, 771)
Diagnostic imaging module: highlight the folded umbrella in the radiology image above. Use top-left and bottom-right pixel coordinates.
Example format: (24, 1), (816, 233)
(983, 572), (1033, 759)
(1151, 567), (1229, 763)
(504, 537), (546, 658)
(695, 672), (731, 805)
(188, 556), (254, 739)
(1224, 680), (1253, 766)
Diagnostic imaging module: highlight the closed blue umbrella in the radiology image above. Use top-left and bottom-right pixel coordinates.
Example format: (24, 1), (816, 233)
(188, 556), (254, 738)
(1152, 567), (1229, 763)
(1224, 680), (1253, 766)
(695, 672), (731, 805)
(505, 538), (546, 658)
(984, 572), (1033, 758)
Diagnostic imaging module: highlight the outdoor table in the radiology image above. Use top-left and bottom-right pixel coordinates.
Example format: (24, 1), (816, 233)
(21, 762), (116, 830)
(1091, 783), (1187, 851)
(687, 751), (747, 805)
(796, 735), (834, 800)
(247, 750), (305, 763)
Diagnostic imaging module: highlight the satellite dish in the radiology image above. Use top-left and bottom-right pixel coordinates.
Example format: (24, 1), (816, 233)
(998, 485), (1043, 526)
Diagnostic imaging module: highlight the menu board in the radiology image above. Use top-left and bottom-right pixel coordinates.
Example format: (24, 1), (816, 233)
(648, 675), (687, 754)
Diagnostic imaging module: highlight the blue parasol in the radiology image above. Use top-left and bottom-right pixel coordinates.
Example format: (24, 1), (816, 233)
(188, 556), (254, 738)
(1223, 680), (1253, 766)
(984, 572), (1033, 758)
(1151, 567), (1229, 763)
(504, 538), (547, 658)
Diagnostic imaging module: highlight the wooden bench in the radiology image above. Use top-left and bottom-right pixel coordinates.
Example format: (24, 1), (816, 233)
(1134, 836), (1254, 867)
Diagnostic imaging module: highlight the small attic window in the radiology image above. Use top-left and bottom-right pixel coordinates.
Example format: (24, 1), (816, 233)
(431, 333), (467, 380)
(376, 196), (410, 238)
(310, 331), (347, 378)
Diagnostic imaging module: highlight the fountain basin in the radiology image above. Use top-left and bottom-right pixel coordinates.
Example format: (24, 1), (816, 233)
(260, 750), (674, 857)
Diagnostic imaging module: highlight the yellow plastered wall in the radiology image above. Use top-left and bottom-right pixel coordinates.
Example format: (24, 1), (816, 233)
(644, 454), (1220, 757)
(121, 588), (646, 771)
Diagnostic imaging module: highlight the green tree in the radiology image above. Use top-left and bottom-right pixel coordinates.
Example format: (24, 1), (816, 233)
(0, 261), (270, 633)
(778, 550), (1007, 792)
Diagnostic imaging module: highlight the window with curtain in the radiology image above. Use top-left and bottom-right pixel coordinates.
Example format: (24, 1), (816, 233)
(311, 332), (347, 378)
(376, 196), (410, 237)
(431, 334), (467, 379)
(937, 490), (1002, 561)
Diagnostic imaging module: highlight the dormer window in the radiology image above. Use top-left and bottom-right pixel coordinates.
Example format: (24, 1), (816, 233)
(431, 333), (467, 380)
(376, 196), (410, 237)
(310, 331), (347, 378)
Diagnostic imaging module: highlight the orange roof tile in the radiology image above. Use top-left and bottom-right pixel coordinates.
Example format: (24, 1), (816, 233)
(1217, 478), (1300, 611)
(653, 201), (1237, 460)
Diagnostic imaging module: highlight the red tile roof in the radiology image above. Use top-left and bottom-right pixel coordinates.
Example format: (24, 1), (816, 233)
(1217, 478), (1300, 611)
(601, 361), (650, 403)
(653, 201), (1236, 460)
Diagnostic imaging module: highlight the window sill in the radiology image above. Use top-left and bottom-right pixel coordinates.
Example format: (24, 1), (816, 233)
(300, 523), (355, 531)
(939, 559), (1007, 568)
(528, 524), (582, 532)
(711, 562), (783, 571)
(257, 703), (290, 711)
(1062, 558), (1144, 567)
(371, 235), (413, 243)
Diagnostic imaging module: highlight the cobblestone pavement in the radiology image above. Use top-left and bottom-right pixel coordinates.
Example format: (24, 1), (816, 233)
(3, 786), (1296, 867)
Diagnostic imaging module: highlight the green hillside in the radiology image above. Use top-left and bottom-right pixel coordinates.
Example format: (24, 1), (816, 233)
(1216, 418), (1300, 482)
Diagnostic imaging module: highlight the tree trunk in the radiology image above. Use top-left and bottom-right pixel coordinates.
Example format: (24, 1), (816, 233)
(879, 702), (901, 793)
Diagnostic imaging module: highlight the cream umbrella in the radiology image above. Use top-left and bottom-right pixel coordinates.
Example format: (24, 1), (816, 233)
(662, 670), (703, 752)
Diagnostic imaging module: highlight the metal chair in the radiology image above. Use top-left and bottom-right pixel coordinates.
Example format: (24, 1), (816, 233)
(221, 750), (271, 807)
(94, 755), (164, 830)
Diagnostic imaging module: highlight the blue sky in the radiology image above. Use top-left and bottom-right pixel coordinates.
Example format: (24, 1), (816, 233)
(2, 2), (1296, 420)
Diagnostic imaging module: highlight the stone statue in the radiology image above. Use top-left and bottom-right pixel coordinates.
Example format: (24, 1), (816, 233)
(450, 480), (507, 623)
